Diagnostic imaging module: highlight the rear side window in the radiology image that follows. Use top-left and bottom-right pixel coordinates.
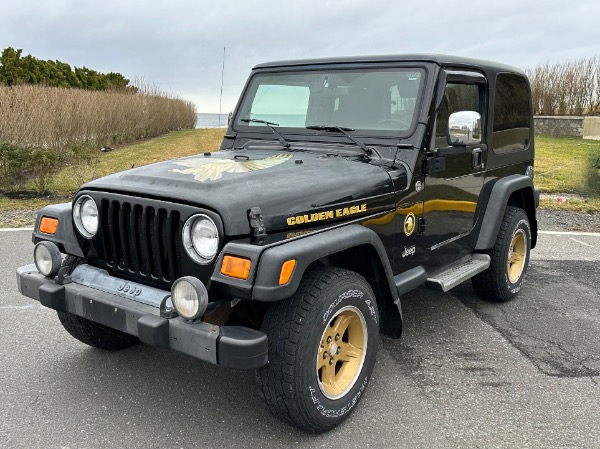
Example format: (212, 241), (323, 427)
(493, 73), (531, 154)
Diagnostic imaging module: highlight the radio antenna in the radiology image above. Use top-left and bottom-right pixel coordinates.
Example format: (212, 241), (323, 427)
(218, 46), (226, 126)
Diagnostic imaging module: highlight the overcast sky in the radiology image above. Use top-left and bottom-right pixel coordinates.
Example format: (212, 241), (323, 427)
(2, 0), (599, 112)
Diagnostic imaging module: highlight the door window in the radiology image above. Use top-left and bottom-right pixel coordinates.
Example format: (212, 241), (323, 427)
(435, 83), (482, 148)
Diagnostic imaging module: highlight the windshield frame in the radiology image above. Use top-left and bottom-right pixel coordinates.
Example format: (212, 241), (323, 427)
(231, 63), (429, 140)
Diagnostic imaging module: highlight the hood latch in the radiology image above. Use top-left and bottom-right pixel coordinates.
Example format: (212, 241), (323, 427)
(248, 207), (267, 245)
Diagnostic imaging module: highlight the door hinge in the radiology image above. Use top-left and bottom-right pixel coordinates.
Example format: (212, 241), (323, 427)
(248, 207), (267, 245)
(418, 217), (426, 234)
(422, 156), (445, 175)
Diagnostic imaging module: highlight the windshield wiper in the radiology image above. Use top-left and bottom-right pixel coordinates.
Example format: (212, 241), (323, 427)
(306, 125), (372, 155)
(241, 118), (290, 149)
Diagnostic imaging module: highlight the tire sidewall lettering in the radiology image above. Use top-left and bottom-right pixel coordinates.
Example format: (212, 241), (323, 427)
(322, 288), (378, 325)
(322, 289), (363, 324)
(308, 377), (369, 418)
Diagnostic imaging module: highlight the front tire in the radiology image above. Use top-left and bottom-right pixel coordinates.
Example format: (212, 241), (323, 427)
(57, 311), (139, 350)
(56, 255), (139, 350)
(472, 206), (531, 302)
(256, 267), (379, 433)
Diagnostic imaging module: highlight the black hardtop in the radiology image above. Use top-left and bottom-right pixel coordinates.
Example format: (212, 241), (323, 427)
(253, 54), (525, 78)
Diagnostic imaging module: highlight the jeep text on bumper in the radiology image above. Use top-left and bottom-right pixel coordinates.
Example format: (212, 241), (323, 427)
(17, 263), (268, 370)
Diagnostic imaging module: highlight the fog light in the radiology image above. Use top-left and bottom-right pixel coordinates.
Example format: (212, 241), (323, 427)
(34, 241), (62, 277)
(171, 276), (209, 320)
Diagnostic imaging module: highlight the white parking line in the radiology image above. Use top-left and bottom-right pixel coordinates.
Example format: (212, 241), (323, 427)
(569, 237), (595, 247)
(539, 230), (600, 237)
(0, 304), (35, 309)
(0, 227), (33, 232)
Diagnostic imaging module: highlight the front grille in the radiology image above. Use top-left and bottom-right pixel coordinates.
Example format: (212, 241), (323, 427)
(100, 199), (182, 283)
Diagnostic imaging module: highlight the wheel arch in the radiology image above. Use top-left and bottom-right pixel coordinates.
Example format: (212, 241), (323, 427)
(474, 174), (539, 250)
(252, 224), (403, 339)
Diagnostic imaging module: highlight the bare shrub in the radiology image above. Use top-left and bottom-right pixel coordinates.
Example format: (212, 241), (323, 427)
(526, 56), (600, 116)
(68, 146), (101, 186)
(0, 84), (196, 190)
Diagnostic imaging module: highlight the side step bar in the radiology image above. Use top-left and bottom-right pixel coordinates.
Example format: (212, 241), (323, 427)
(426, 254), (491, 292)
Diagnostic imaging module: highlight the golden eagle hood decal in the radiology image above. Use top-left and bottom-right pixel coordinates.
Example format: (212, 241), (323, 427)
(171, 154), (293, 182)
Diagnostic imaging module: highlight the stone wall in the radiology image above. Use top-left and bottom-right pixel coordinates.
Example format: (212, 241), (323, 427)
(534, 116), (584, 138)
(534, 116), (600, 140)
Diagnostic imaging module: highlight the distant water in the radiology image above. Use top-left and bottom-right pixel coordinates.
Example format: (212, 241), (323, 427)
(196, 113), (228, 129)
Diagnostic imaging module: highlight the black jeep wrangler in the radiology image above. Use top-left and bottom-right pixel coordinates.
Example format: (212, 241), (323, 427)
(17, 54), (539, 433)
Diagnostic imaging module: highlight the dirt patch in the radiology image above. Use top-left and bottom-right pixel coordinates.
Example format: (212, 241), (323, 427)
(537, 209), (600, 233)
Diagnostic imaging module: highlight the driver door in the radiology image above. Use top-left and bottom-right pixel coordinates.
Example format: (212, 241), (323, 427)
(421, 72), (487, 250)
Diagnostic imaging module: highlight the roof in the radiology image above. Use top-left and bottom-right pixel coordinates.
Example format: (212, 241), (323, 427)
(253, 54), (525, 76)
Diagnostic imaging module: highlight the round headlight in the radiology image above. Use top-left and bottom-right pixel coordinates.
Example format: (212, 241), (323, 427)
(73, 195), (98, 238)
(34, 241), (62, 277)
(171, 277), (209, 320)
(183, 214), (219, 264)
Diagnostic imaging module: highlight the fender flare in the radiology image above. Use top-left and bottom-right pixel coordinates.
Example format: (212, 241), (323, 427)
(31, 203), (84, 258)
(252, 224), (399, 304)
(474, 174), (537, 250)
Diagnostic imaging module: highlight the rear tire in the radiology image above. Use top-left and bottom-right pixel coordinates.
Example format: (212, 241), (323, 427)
(255, 266), (379, 433)
(472, 206), (531, 302)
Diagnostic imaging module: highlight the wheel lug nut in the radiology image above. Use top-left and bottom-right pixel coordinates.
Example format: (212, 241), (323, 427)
(335, 334), (340, 341)
(323, 351), (328, 359)
(329, 358), (334, 365)
(327, 336), (332, 343)
(337, 347), (341, 354)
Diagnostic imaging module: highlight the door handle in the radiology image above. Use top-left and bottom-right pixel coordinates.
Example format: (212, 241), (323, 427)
(472, 148), (484, 170)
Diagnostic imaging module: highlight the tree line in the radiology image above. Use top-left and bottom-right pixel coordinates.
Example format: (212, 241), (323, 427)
(0, 47), (134, 91)
(526, 56), (600, 116)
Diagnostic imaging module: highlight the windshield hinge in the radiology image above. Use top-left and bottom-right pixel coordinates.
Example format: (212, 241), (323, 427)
(248, 207), (267, 245)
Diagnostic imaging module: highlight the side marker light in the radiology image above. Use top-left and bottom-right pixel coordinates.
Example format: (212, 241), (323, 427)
(279, 259), (296, 285)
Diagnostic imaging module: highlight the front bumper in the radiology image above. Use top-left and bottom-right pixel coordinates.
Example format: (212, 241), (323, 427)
(17, 264), (268, 370)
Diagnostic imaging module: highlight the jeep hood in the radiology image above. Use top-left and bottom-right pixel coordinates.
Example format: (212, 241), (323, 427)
(82, 150), (399, 235)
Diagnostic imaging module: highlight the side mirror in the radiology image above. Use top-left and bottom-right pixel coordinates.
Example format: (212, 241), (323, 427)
(448, 111), (482, 145)
(227, 111), (233, 126)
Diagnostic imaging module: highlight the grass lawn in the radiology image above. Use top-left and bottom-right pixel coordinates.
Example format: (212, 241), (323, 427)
(534, 136), (600, 213)
(1, 130), (599, 213)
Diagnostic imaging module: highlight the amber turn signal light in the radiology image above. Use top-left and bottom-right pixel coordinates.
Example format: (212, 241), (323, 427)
(221, 255), (252, 280)
(279, 259), (296, 285)
(39, 217), (59, 235)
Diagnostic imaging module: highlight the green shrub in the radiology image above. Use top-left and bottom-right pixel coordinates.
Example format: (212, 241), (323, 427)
(0, 142), (62, 193)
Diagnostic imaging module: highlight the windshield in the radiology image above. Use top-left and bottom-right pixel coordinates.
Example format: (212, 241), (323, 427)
(235, 68), (425, 133)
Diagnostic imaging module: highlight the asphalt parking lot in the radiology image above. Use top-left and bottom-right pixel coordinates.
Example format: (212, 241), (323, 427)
(0, 229), (598, 449)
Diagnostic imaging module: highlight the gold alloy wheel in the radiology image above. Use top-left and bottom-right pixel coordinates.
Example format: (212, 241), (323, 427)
(507, 229), (526, 283)
(317, 305), (367, 400)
